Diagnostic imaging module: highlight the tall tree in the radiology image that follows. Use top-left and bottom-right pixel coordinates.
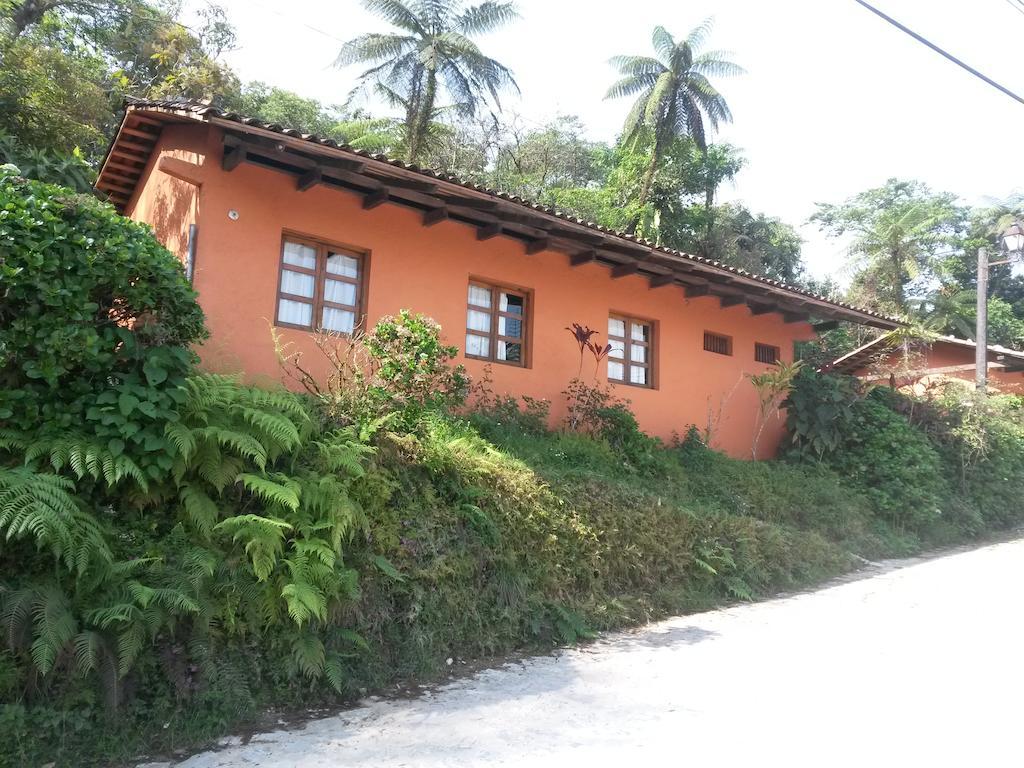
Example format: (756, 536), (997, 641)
(811, 179), (964, 315)
(335, 0), (520, 164)
(605, 20), (742, 233)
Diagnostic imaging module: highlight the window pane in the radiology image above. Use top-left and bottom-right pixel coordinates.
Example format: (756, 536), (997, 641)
(324, 278), (356, 306)
(498, 340), (522, 363)
(608, 361), (624, 380)
(500, 292), (524, 314)
(467, 309), (491, 332)
(629, 366), (648, 386)
(468, 285), (492, 308)
(499, 315), (522, 338)
(630, 344), (647, 363)
(608, 318), (625, 337)
(631, 322), (650, 342)
(608, 340), (625, 359)
(322, 307), (355, 333)
(326, 252), (359, 277)
(280, 269), (315, 298)
(278, 298), (312, 327)
(282, 241), (316, 269)
(466, 333), (490, 357)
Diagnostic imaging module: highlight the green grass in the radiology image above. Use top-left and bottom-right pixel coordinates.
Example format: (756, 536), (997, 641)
(0, 410), (997, 766)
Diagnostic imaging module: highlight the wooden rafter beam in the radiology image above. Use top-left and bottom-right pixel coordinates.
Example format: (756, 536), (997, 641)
(783, 312), (809, 324)
(477, 222), (502, 241)
(570, 250), (597, 266)
(121, 127), (159, 140)
(297, 168), (322, 191)
(222, 145), (246, 171)
(748, 303), (776, 316)
(813, 320), (840, 332)
(423, 207), (448, 226)
(611, 262), (639, 279)
(362, 188), (390, 209)
(685, 285), (711, 298)
(438, 195), (500, 212)
(649, 274), (677, 288)
(719, 295), (745, 308)
(525, 237), (549, 255)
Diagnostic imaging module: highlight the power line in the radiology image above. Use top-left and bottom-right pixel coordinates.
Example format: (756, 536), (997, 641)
(1005, 0), (1024, 18)
(853, 0), (1024, 106)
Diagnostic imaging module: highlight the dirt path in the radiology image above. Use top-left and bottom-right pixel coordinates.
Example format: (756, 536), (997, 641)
(147, 537), (1024, 767)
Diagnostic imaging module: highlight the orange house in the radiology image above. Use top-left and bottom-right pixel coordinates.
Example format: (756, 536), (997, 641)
(827, 333), (1024, 395)
(96, 99), (897, 458)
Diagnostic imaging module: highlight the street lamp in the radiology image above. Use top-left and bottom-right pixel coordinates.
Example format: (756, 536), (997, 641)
(976, 222), (1024, 391)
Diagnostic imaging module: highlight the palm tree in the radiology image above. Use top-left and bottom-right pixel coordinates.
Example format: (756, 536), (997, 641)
(606, 20), (742, 234)
(335, 0), (519, 164)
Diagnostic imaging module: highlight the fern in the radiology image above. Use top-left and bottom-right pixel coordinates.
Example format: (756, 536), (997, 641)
(237, 473), (300, 511)
(215, 514), (292, 581)
(0, 468), (112, 575)
(291, 633), (325, 680)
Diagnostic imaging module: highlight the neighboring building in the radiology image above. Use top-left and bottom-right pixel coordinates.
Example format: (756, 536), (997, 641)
(95, 99), (898, 458)
(826, 333), (1024, 395)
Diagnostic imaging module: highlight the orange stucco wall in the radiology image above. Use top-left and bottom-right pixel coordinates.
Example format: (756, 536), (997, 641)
(853, 342), (1024, 394)
(127, 125), (817, 459)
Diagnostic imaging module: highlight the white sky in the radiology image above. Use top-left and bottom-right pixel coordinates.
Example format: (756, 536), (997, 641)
(183, 0), (1024, 280)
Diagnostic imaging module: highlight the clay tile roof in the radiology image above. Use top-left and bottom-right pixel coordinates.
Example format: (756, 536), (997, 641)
(96, 97), (903, 330)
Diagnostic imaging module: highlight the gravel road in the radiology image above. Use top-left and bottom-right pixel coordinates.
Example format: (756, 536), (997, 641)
(150, 536), (1024, 767)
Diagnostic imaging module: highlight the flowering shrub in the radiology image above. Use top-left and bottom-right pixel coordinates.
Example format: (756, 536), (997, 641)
(364, 310), (469, 426)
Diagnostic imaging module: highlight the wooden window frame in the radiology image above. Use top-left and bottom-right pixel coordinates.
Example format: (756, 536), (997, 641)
(704, 330), (733, 357)
(274, 233), (368, 334)
(608, 314), (655, 389)
(465, 280), (531, 368)
(755, 342), (781, 365)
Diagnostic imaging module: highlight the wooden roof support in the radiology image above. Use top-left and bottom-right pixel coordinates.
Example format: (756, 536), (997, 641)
(98, 178), (135, 194)
(297, 168), (322, 191)
(122, 127), (159, 140)
(438, 195), (500, 212)
(127, 113), (163, 127)
(611, 262), (640, 279)
(362, 188), (390, 209)
(525, 237), (548, 255)
(477, 222), (502, 241)
(649, 274), (677, 288)
(106, 160), (144, 174)
(222, 145), (246, 171)
(570, 250), (597, 266)
(423, 207), (448, 226)
(784, 312), (809, 324)
(748, 303), (776, 316)
(813, 321), (840, 332)
(118, 138), (155, 152)
(719, 295), (746, 308)
(685, 285), (711, 299)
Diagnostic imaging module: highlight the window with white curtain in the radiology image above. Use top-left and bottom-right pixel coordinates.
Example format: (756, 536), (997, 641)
(465, 281), (529, 366)
(276, 236), (365, 334)
(607, 315), (654, 388)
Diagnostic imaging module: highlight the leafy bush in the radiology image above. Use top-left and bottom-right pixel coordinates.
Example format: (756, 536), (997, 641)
(0, 132), (95, 193)
(784, 368), (864, 455)
(364, 310), (469, 425)
(0, 170), (206, 482)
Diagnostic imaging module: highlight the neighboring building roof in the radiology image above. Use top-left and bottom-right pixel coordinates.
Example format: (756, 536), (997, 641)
(825, 332), (1024, 374)
(96, 98), (901, 330)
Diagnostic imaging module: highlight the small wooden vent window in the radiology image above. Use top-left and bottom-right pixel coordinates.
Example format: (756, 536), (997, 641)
(608, 315), (653, 387)
(276, 236), (366, 334)
(704, 331), (732, 356)
(465, 281), (528, 366)
(755, 342), (781, 364)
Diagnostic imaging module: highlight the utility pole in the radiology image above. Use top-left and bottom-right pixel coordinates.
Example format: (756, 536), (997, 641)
(976, 246), (988, 392)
